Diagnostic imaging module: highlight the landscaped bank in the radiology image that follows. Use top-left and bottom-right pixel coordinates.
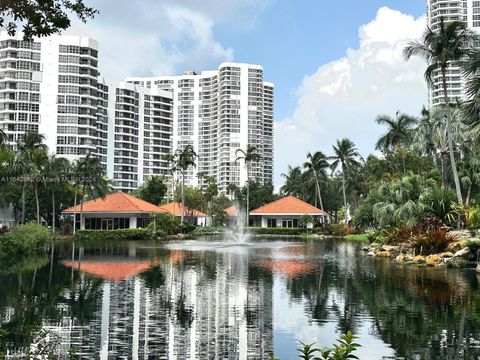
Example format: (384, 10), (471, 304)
(363, 229), (480, 272)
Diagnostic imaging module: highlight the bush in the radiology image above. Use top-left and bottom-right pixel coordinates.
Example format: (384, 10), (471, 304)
(297, 331), (360, 360)
(410, 228), (457, 254)
(74, 228), (152, 242)
(193, 226), (225, 235)
(179, 223), (196, 234)
(0, 223), (52, 260)
(149, 213), (181, 236)
(325, 223), (354, 237)
(245, 227), (322, 236)
(467, 206), (480, 230)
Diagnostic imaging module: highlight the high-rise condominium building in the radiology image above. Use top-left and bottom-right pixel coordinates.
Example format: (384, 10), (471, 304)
(0, 32), (100, 163)
(99, 80), (173, 192)
(0, 32), (273, 194)
(126, 63), (274, 193)
(427, 0), (480, 106)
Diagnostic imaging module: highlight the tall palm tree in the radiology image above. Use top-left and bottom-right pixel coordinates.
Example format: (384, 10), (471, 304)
(44, 155), (70, 234)
(404, 17), (474, 205)
(235, 145), (262, 226)
(173, 145), (198, 224)
(375, 111), (418, 173)
(0, 129), (7, 148)
(330, 138), (361, 224)
(75, 154), (110, 232)
(303, 151), (329, 211)
(17, 131), (47, 224)
(280, 165), (303, 196)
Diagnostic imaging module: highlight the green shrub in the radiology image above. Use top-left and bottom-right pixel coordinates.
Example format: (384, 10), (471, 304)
(297, 331), (360, 360)
(410, 228), (457, 255)
(179, 223), (196, 234)
(193, 226), (225, 235)
(75, 228), (152, 242)
(467, 206), (480, 230)
(0, 223), (52, 260)
(148, 213), (181, 236)
(245, 227), (321, 236)
(325, 223), (353, 236)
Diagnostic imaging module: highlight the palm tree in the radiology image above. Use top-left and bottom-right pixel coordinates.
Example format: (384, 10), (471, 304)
(17, 131), (47, 224)
(75, 154), (110, 232)
(404, 17), (474, 205)
(173, 145), (198, 224)
(375, 111), (418, 173)
(0, 129), (7, 148)
(330, 138), (361, 224)
(235, 145), (262, 226)
(44, 155), (70, 234)
(227, 183), (237, 201)
(303, 151), (329, 211)
(280, 165), (303, 196)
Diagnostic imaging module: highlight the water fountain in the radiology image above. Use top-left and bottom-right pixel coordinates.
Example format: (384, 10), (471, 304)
(227, 200), (249, 244)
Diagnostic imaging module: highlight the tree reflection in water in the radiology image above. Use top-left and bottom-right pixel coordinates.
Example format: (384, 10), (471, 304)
(0, 238), (478, 359)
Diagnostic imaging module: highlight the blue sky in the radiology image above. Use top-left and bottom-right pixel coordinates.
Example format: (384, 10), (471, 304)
(68, 0), (428, 188)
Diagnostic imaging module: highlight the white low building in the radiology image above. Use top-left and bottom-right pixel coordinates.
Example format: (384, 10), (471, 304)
(250, 195), (329, 228)
(63, 192), (166, 230)
(0, 206), (15, 228)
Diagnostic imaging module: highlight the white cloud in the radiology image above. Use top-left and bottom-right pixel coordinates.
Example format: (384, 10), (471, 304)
(274, 7), (427, 187)
(65, 0), (271, 79)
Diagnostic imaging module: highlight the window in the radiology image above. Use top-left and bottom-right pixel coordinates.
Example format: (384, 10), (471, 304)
(267, 218), (277, 228)
(282, 219), (299, 228)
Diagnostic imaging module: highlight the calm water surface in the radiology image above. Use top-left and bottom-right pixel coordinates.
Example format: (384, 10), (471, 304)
(1, 237), (480, 359)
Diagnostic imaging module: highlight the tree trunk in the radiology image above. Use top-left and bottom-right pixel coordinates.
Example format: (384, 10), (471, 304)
(73, 188), (77, 235)
(52, 190), (56, 235)
(79, 185), (85, 231)
(441, 152), (448, 188)
(441, 66), (463, 205)
(21, 182), (26, 225)
(342, 167), (348, 224)
(466, 183), (472, 207)
(315, 176), (324, 211)
(35, 184), (40, 225)
(181, 172), (185, 225)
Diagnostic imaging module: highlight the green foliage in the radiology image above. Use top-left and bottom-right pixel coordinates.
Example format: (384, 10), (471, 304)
(299, 215), (314, 228)
(343, 234), (369, 242)
(466, 206), (480, 230)
(235, 180), (277, 212)
(410, 228), (457, 255)
(150, 213), (181, 236)
(175, 186), (206, 215)
(0, 0), (98, 40)
(209, 195), (231, 226)
(246, 227), (323, 236)
(74, 228), (152, 242)
(0, 223), (52, 260)
(192, 226), (225, 235)
(326, 224), (353, 237)
(297, 331), (360, 360)
(135, 176), (168, 205)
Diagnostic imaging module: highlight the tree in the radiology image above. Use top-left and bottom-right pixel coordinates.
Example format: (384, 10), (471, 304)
(375, 111), (418, 173)
(17, 131), (47, 225)
(0, 0), (98, 40)
(173, 145), (198, 224)
(44, 155), (70, 234)
(330, 138), (361, 224)
(135, 176), (167, 205)
(404, 17), (474, 205)
(235, 145), (262, 226)
(280, 165), (303, 197)
(303, 151), (329, 211)
(74, 154), (110, 232)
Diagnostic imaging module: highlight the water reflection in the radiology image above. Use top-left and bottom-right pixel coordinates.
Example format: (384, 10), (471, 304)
(0, 238), (479, 359)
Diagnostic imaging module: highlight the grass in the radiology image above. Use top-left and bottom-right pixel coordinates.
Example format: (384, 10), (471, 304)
(344, 233), (369, 242)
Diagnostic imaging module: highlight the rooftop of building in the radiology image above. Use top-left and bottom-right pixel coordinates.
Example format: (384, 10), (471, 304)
(250, 195), (328, 215)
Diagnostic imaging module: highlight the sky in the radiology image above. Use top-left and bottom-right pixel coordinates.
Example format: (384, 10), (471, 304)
(66, 0), (427, 188)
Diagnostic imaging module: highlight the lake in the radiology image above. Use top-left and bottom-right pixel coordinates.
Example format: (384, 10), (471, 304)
(0, 237), (479, 359)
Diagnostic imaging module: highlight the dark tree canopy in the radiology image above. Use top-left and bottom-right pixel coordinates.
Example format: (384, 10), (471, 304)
(0, 0), (98, 40)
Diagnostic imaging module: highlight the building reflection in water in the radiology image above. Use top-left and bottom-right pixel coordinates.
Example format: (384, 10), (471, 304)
(56, 243), (274, 359)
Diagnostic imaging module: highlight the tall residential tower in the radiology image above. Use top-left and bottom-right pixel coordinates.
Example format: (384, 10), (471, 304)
(127, 63), (274, 193)
(427, 0), (480, 105)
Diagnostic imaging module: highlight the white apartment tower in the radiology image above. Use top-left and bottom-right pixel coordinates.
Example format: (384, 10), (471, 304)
(0, 32), (100, 162)
(127, 63), (274, 193)
(100, 80), (173, 192)
(427, 0), (480, 106)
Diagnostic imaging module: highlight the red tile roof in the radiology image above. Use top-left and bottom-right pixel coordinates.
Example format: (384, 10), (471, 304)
(63, 192), (166, 214)
(159, 202), (207, 217)
(225, 205), (238, 217)
(255, 259), (317, 278)
(250, 195), (328, 215)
